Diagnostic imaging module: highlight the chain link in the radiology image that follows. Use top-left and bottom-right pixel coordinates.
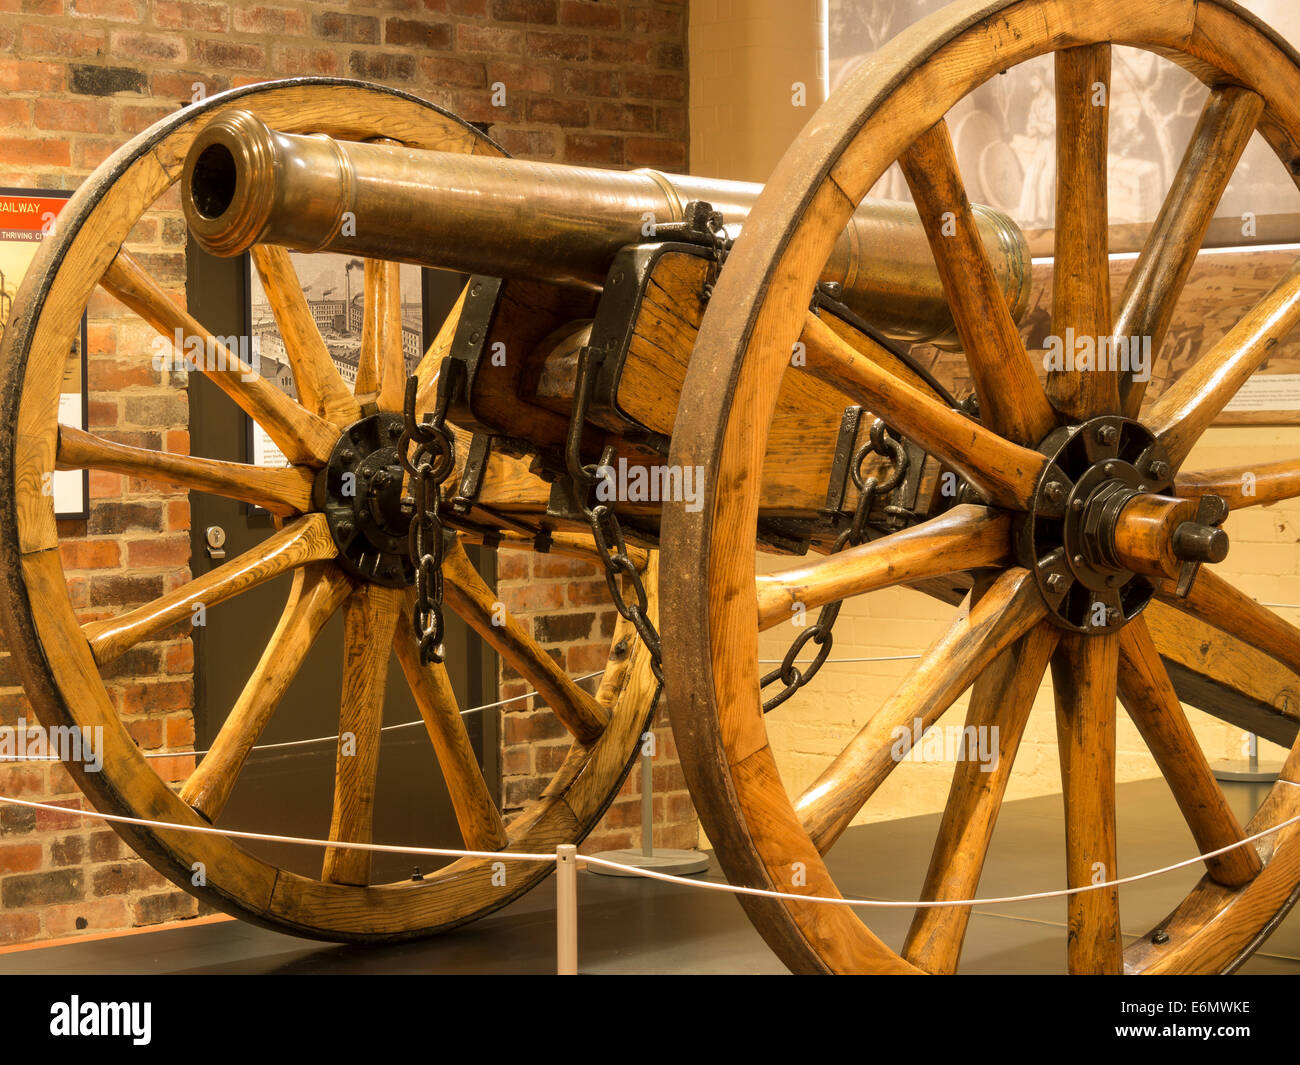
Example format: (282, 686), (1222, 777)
(700, 210), (730, 303)
(588, 500), (663, 684)
(401, 363), (460, 665)
(760, 419), (908, 712)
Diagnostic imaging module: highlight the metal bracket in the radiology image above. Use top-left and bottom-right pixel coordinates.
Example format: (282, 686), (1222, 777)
(823, 406), (865, 516)
(650, 199), (724, 247)
(451, 432), (493, 514)
(893, 437), (928, 518)
(564, 344), (609, 489)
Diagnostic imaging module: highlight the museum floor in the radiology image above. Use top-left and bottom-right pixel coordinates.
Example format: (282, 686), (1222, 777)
(3, 778), (1296, 975)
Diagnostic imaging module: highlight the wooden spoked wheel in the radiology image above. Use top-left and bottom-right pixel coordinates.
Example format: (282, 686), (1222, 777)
(664, 0), (1300, 974)
(0, 79), (658, 941)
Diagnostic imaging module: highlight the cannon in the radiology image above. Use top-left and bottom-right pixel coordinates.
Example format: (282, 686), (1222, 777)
(3, 0), (1300, 974)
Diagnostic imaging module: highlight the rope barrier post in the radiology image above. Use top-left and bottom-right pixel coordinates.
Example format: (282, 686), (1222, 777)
(641, 745), (653, 858)
(1213, 730), (1283, 784)
(587, 725), (710, 878)
(556, 844), (578, 975)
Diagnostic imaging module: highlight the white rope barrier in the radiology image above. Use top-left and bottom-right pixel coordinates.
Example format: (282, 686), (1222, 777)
(0, 795), (555, 863)
(0, 788), (1297, 909)
(0, 668), (608, 763)
(757, 654), (923, 665)
(130, 669), (608, 761)
(2, 786), (1297, 975)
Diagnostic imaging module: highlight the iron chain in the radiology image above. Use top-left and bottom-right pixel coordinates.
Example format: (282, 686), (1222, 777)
(700, 209), (730, 303)
(760, 419), (909, 712)
(589, 501), (663, 685)
(401, 362), (460, 665)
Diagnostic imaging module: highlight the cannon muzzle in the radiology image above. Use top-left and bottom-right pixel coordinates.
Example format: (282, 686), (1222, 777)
(182, 109), (1030, 348)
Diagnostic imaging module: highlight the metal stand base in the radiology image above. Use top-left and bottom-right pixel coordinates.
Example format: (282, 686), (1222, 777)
(1212, 759), (1284, 783)
(587, 847), (711, 877)
(588, 727), (711, 878)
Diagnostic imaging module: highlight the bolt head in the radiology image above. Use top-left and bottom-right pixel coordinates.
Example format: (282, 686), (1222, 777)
(1046, 573), (1065, 593)
(1072, 553), (1085, 567)
(1071, 498), (1085, 512)
(338, 521), (354, 538)
(339, 449), (355, 464)
(1106, 607), (1121, 625)
(1044, 481), (1065, 504)
(1149, 460), (1169, 480)
(1097, 425), (1118, 445)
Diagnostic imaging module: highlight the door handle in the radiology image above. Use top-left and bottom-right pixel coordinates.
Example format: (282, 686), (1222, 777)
(205, 525), (227, 560)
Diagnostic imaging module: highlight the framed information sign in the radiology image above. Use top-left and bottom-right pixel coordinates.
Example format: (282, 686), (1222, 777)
(0, 188), (88, 518)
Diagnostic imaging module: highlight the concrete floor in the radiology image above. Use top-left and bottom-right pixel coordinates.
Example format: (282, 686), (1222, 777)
(3, 778), (1296, 975)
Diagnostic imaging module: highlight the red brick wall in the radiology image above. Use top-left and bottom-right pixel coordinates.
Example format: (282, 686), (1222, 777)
(0, 0), (692, 946)
(496, 552), (697, 855)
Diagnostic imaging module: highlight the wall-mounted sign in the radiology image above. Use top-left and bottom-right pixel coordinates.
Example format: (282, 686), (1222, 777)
(0, 188), (88, 518)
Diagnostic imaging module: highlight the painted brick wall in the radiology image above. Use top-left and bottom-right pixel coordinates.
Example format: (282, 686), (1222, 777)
(0, 0), (692, 947)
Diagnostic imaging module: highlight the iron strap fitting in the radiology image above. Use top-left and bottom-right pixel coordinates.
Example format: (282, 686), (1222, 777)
(564, 344), (664, 686)
(761, 418), (909, 713)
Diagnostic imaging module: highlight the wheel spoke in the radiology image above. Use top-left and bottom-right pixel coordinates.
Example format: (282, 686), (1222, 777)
(394, 607), (509, 851)
(1145, 598), (1300, 747)
(357, 258), (406, 410)
(902, 622), (1058, 974)
(181, 564), (351, 822)
(800, 312), (1046, 509)
(81, 513), (336, 666)
(57, 425), (314, 516)
(1117, 618), (1262, 886)
(794, 568), (1046, 853)
(1052, 632), (1122, 974)
(250, 244), (360, 425)
(1147, 255), (1300, 468)
(1158, 568), (1300, 675)
(1049, 45), (1118, 419)
(755, 504), (1011, 630)
(899, 120), (1054, 446)
(1176, 456), (1300, 510)
(323, 584), (402, 885)
(1117, 87), (1264, 417)
(414, 283), (470, 413)
(441, 537), (609, 744)
(102, 250), (337, 466)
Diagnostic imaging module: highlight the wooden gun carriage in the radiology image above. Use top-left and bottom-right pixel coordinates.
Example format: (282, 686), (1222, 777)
(3, 0), (1300, 974)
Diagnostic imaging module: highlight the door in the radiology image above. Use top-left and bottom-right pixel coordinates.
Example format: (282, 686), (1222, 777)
(185, 240), (497, 883)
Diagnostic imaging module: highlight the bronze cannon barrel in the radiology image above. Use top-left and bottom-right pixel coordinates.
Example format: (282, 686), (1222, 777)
(182, 109), (1030, 347)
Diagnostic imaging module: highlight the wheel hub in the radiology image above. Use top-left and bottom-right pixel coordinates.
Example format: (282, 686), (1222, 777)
(314, 412), (413, 588)
(1014, 414), (1225, 633)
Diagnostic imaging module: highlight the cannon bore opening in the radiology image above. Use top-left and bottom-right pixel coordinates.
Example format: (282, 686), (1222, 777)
(190, 142), (238, 221)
